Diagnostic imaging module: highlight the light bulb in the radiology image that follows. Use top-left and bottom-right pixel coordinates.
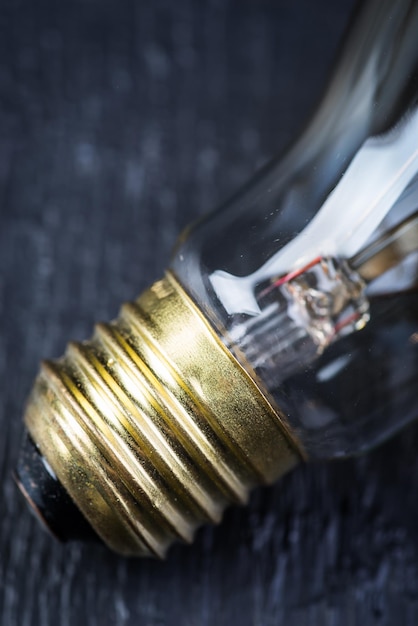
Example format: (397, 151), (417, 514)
(16, 0), (418, 557)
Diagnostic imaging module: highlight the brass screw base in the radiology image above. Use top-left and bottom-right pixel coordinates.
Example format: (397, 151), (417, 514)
(24, 273), (301, 557)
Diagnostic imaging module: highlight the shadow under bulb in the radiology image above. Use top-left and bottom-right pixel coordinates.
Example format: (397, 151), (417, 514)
(16, 0), (418, 557)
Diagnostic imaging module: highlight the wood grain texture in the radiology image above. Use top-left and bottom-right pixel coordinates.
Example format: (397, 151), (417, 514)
(2, 0), (418, 624)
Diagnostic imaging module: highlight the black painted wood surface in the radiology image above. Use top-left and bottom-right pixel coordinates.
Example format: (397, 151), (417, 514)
(2, 1), (418, 624)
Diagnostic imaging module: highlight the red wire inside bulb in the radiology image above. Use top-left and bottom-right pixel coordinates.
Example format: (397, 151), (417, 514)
(259, 256), (323, 298)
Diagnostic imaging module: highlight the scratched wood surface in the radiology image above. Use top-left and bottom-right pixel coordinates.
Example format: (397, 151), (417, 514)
(2, 0), (418, 624)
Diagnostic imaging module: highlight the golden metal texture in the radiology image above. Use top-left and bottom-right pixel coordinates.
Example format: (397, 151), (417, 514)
(24, 273), (302, 557)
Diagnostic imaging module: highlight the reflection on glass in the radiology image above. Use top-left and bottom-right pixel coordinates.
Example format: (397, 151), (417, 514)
(172, 0), (418, 458)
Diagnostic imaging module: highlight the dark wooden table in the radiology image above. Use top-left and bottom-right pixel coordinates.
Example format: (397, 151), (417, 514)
(2, 0), (418, 624)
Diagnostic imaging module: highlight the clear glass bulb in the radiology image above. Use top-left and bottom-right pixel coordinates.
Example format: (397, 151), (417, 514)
(171, 0), (418, 459)
(16, 0), (418, 556)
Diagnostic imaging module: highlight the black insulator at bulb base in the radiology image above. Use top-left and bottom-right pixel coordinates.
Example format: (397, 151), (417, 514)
(15, 433), (101, 545)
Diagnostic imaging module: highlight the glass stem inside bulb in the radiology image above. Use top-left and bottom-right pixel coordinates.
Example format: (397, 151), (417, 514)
(226, 209), (418, 388)
(229, 256), (370, 387)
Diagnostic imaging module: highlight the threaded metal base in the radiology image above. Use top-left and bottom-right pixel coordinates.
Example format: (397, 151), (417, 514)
(24, 273), (300, 557)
